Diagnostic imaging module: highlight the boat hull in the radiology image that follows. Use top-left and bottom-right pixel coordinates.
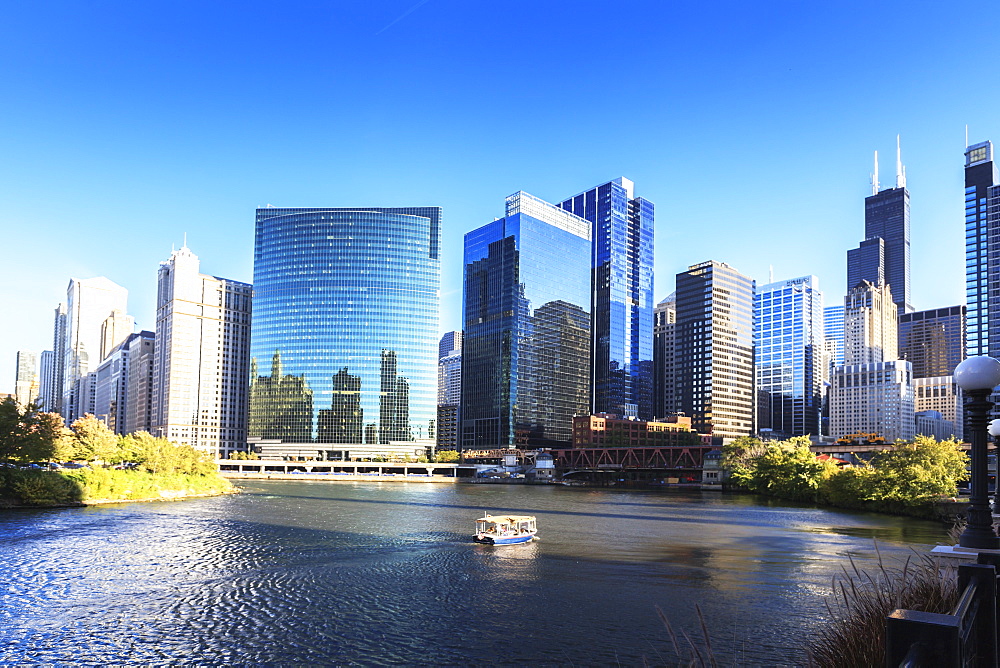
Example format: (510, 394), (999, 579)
(473, 532), (536, 545)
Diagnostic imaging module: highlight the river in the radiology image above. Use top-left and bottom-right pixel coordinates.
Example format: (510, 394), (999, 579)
(0, 481), (950, 665)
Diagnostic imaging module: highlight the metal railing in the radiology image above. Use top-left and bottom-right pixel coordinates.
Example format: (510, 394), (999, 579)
(886, 553), (1000, 667)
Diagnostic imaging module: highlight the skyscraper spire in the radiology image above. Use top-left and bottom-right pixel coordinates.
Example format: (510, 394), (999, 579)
(871, 150), (879, 195)
(896, 135), (906, 188)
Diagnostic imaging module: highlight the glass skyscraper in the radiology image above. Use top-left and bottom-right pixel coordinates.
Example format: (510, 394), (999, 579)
(754, 276), (824, 438)
(848, 142), (911, 314)
(250, 207), (440, 446)
(898, 306), (965, 379)
(965, 141), (999, 359)
(558, 178), (654, 420)
(461, 192), (591, 449)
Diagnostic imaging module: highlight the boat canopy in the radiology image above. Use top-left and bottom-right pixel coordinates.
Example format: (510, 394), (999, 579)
(476, 514), (535, 524)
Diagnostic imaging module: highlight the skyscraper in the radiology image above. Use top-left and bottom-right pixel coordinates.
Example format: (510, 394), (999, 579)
(830, 281), (914, 441)
(674, 261), (755, 440)
(152, 246), (252, 457)
(37, 350), (54, 412)
(754, 276), (825, 438)
(653, 294), (676, 419)
(437, 331), (462, 451)
(558, 178), (654, 419)
(46, 303), (67, 414)
(965, 140), (999, 359)
(250, 206), (440, 448)
(14, 351), (39, 407)
(462, 192), (591, 449)
(848, 140), (911, 313)
(898, 306), (965, 379)
(63, 277), (130, 421)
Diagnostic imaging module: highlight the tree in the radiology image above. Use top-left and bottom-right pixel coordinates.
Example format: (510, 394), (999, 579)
(721, 436), (767, 489)
(747, 438), (838, 501)
(0, 398), (64, 463)
(68, 414), (120, 463)
(434, 449), (460, 463)
(867, 436), (968, 503)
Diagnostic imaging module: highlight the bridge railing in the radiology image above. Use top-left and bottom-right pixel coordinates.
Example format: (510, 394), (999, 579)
(886, 553), (999, 667)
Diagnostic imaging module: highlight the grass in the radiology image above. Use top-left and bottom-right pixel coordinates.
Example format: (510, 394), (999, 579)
(807, 543), (959, 668)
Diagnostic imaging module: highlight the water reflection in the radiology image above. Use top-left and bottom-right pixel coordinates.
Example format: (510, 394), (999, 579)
(0, 483), (950, 665)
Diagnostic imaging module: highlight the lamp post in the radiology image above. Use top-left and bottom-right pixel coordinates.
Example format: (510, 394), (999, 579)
(954, 356), (1000, 549)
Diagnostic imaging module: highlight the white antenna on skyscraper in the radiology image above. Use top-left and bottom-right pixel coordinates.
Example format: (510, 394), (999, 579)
(896, 135), (905, 188)
(966, 125), (969, 148)
(183, 232), (188, 249)
(769, 265), (774, 283)
(871, 150), (879, 195)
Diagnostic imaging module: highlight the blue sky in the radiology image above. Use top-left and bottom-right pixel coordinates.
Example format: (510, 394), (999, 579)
(2, 1), (998, 390)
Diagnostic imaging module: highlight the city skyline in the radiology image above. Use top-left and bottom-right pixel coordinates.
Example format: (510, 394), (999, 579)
(2, 2), (999, 387)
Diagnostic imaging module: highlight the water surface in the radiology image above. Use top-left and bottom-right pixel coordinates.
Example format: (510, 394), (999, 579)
(0, 482), (950, 665)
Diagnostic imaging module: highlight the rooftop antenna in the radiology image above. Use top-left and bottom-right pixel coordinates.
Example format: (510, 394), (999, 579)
(966, 124), (969, 148)
(769, 265), (774, 283)
(895, 135), (906, 189)
(871, 150), (879, 195)
(183, 232), (188, 249)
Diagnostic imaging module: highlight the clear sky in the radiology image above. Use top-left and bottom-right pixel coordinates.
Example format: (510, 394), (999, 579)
(2, 1), (998, 391)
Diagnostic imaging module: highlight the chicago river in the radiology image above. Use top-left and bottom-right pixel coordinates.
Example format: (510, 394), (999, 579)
(1, 482), (948, 665)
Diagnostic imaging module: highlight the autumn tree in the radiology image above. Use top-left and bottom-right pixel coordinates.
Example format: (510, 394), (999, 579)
(0, 398), (65, 463)
(68, 414), (120, 463)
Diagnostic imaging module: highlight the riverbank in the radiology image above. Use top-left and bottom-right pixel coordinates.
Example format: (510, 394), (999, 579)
(0, 467), (234, 508)
(220, 471), (459, 483)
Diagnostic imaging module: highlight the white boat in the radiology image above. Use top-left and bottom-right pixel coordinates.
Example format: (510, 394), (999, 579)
(473, 514), (538, 545)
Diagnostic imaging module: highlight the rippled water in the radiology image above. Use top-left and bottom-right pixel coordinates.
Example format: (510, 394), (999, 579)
(0, 482), (949, 665)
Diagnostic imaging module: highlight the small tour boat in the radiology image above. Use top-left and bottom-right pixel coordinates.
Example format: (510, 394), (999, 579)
(473, 514), (538, 545)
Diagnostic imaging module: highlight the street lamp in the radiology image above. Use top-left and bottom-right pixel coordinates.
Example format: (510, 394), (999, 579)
(954, 356), (1000, 549)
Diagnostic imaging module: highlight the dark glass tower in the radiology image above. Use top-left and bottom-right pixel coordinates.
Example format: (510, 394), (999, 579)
(965, 141), (999, 359)
(848, 143), (911, 314)
(250, 207), (440, 444)
(558, 178), (654, 420)
(674, 261), (755, 439)
(461, 192), (591, 449)
(898, 306), (966, 379)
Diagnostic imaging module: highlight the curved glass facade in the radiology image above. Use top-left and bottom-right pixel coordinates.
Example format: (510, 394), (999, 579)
(250, 207), (440, 444)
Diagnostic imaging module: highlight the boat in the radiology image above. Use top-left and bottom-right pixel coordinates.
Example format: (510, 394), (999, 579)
(473, 514), (538, 545)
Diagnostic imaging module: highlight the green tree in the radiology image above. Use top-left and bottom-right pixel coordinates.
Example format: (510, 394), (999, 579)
(867, 436), (969, 503)
(434, 449), (460, 463)
(720, 436), (767, 488)
(68, 414), (120, 463)
(748, 437), (838, 501)
(0, 399), (64, 463)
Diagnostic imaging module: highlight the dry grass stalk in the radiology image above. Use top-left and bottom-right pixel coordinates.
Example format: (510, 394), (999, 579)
(807, 543), (959, 668)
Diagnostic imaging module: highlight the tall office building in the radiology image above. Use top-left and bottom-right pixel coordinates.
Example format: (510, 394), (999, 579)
(63, 277), (130, 421)
(965, 141), (1000, 359)
(558, 178), (654, 419)
(125, 331), (155, 435)
(439, 331), (462, 360)
(37, 351), (54, 412)
(898, 306), (965, 379)
(843, 281), (898, 366)
(848, 140), (911, 313)
(913, 376), (962, 440)
(462, 192), (591, 449)
(153, 246), (252, 457)
(14, 351), (39, 407)
(47, 303), (67, 414)
(251, 206), (440, 448)
(830, 281), (914, 441)
(755, 276), (824, 438)
(436, 332), (462, 452)
(674, 261), (755, 440)
(653, 294), (677, 419)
